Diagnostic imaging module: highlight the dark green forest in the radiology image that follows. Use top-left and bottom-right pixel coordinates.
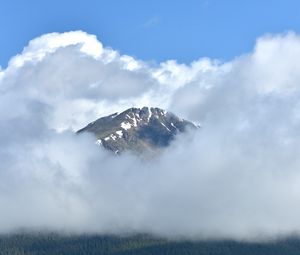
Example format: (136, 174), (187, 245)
(1, 233), (300, 255)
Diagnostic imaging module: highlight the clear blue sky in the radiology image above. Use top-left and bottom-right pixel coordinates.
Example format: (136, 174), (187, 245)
(1, 0), (300, 67)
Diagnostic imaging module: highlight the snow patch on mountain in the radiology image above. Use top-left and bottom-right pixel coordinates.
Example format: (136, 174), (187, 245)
(121, 122), (132, 130)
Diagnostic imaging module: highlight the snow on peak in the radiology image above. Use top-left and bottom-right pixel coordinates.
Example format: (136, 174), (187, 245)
(161, 122), (171, 132)
(95, 139), (102, 146)
(147, 107), (152, 122)
(116, 130), (123, 138)
(121, 122), (132, 130)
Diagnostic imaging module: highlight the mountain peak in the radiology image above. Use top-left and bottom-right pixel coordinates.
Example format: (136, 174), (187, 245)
(78, 107), (197, 154)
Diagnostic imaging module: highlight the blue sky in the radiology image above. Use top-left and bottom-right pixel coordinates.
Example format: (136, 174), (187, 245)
(1, 0), (300, 67)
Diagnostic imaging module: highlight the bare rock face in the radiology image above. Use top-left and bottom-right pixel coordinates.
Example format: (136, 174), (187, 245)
(77, 107), (198, 154)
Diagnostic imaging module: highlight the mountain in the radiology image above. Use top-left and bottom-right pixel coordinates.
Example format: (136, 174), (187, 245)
(77, 107), (198, 154)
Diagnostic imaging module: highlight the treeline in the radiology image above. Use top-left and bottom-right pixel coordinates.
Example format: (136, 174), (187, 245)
(1, 233), (300, 255)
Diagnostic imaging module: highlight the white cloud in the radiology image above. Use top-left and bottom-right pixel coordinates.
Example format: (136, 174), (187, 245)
(8, 31), (103, 69)
(244, 31), (300, 93)
(2, 30), (300, 240)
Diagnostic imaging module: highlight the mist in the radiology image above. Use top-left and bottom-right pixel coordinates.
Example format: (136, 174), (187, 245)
(1, 31), (300, 240)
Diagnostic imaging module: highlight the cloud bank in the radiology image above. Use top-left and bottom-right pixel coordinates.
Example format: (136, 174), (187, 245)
(1, 31), (300, 240)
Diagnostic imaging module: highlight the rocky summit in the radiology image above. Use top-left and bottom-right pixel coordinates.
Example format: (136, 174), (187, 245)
(77, 107), (198, 154)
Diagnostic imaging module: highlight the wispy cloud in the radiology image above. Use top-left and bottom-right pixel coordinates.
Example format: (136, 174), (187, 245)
(141, 16), (160, 28)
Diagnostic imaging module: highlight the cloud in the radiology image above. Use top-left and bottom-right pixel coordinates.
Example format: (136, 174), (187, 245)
(1, 30), (300, 240)
(141, 16), (160, 28)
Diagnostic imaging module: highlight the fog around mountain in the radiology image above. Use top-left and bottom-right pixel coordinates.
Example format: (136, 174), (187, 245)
(1, 31), (300, 240)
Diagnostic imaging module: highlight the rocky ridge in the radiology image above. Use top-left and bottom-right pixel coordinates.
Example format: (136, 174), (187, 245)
(77, 107), (198, 154)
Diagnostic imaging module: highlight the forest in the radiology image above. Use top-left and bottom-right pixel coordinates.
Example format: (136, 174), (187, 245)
(1, 233), (300, 255)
